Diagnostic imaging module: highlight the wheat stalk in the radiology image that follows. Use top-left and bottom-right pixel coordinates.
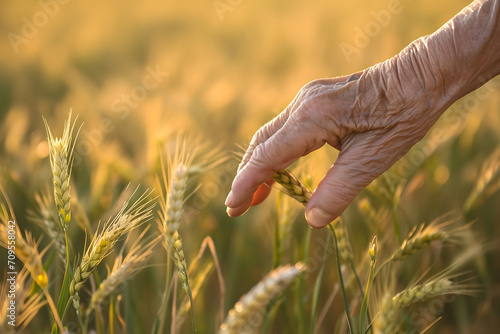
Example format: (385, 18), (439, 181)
(43, 110), (80, 229)
(69, 189), (155, 310)
(219, 263), (305, 334)
(175, 261), (215, 332)
(360, 236), (377, 333)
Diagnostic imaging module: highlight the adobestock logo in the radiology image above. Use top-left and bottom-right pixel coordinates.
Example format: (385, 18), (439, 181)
(213, 0), (244, 21)
(339, 0), (405, 63)
(72, 65), (168, 167)
(110, 65), (168, 121)
(7, 0), (72, 54)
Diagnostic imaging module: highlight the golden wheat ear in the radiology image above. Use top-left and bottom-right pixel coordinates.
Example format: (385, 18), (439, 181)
(219, 263), (306, 334)
(272, 169), (312, 206)
(390, 214), (469, 262)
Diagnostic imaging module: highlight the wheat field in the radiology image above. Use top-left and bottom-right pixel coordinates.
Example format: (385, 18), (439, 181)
(1, 0), (500, 333)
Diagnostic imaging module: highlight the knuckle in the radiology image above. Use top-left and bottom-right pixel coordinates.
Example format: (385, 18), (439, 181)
(251, 142), (271, 168)
(302, 79), (330, 93)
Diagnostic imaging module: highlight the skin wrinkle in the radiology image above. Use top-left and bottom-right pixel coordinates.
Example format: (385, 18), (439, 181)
(227, 0), (500, 226)
(405, 41), (429, 92)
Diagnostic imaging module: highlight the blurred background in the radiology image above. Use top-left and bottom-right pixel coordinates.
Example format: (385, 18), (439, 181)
(1, 0), (500, 333)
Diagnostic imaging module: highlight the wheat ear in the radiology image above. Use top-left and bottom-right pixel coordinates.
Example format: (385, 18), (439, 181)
(390, 216), (465, 262)
(272, 169), (312, 205)
(374, 273), (473, 334)
(86, 233), (158, 317)
(171, 231), (191, 295)
(372, 293), (400, 334)
(157, 142), (200, 334)
(43, 110), (80, 229)
(69, 189), (155, 310)
(392, 278), (455, 307)
(166, 163), (188, 232)
(219, 263), (305, 334)
(158, 156), (194, 291)
(273, 169), (354, 262)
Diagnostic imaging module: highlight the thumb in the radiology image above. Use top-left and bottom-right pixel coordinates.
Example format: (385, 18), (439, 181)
(305, 132), (392, 228)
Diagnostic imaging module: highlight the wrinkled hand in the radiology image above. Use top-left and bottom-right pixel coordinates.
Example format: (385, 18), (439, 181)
(225, 0), (500, 229)
(225, 58), (449, 228)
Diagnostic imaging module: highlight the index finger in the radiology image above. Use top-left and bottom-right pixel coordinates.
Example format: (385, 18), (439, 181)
(226, 114), (318, 217)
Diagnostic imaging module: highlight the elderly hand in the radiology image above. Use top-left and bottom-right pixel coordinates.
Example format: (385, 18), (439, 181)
(225, 0), (500, 228)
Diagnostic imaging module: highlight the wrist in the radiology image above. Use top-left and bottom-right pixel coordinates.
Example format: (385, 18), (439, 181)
(367, 0), (500, 128)
(423, 0), (500, 100)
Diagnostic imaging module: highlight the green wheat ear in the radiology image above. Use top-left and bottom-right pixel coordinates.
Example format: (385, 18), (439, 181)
(43, 110), (81, 230)
(69, 189), (155, 310)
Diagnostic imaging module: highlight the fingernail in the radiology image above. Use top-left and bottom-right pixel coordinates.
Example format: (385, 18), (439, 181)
(226, 206), (231, 216)
(225, 190), (233, 207)
(305, 207), (331, 229)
